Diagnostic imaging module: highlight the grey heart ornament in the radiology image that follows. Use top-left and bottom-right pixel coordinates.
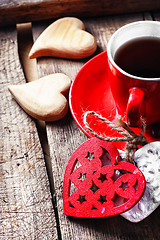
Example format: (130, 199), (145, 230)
(121, 142), (160, 222)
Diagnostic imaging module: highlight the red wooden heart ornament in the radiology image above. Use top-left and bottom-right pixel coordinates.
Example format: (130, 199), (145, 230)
(63, 138), (146, 218)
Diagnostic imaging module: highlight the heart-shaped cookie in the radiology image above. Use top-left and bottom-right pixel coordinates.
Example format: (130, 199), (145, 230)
(63, 138), (145, 218)
(29, 17), (97, 59)
(8, 73), (71, 121)
(121, 142), (160, 222)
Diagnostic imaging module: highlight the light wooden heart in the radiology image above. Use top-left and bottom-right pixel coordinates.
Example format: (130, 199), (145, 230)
(8, 73), (71, 121)
(29, 17), (97, 59)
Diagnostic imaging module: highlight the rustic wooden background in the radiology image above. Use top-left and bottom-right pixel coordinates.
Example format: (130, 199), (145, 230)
(1, 2), (160, 239)
(1, 0), (160, 26)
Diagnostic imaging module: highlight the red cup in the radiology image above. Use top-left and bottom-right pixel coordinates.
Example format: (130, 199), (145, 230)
(107, 21), (160, 127)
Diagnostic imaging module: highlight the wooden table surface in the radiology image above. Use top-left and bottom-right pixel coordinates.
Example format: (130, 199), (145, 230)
(1, 7), (160, 240)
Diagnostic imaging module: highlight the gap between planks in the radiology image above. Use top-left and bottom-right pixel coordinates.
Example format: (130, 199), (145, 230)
(16, 22), (62, 240)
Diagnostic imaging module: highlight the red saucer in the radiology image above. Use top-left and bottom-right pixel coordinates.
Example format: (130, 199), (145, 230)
(69, 51), (156, 150)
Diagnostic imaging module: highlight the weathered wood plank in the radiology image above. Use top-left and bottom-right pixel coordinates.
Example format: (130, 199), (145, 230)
(153, 9), (160, 20)
(33, 13), (160, 239)
(1, 0), (160, 26)
(0, 26), (58, 239)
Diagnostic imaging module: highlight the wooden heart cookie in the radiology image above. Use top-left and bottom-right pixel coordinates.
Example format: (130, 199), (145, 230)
(29, 17), (97, 59)
(8, 73), (71, 121)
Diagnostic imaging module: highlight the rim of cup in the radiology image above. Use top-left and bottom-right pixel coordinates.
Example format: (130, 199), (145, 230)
(107, 20), (160, 81)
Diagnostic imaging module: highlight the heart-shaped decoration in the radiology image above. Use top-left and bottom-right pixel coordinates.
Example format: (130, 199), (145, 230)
(63, 138), (146, 218)
(8, 73), (71, 121)
(121, 142), (160, 222)
(29, 17), (97, 59)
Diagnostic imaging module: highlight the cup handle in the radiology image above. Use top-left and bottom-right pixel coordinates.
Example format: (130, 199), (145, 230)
(126, 87), (145, 127)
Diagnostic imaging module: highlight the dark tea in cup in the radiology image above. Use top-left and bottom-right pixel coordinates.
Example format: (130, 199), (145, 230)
(114, 37), (160, 78)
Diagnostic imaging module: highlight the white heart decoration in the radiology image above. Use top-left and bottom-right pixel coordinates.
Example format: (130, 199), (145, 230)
(120, 142), (160, 222)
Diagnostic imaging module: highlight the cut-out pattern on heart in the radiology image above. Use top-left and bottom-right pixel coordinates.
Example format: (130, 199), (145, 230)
(29, 17), (97, 59)
(121, 142), (160, 222)
(63, 138), (146, 218)
(8, 73), (71, 121)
